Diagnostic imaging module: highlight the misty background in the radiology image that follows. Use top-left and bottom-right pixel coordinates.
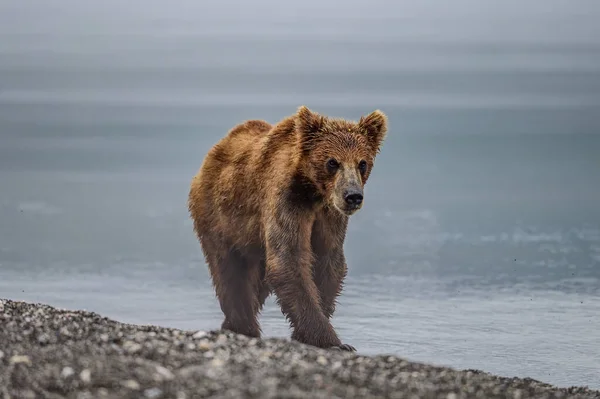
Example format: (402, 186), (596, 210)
(1, 0), (599, 389)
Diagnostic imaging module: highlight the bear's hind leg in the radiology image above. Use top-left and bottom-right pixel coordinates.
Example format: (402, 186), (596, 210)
(209, 248), (263, 338)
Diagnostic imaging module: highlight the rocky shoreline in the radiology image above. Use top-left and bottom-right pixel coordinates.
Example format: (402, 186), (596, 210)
(0, 298), (598, 399)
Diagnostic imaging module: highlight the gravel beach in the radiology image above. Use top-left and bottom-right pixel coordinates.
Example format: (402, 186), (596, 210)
(0, 298), (598, 399)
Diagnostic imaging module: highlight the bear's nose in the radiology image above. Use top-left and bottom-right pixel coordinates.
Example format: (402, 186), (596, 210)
(344, 191), (363, 206)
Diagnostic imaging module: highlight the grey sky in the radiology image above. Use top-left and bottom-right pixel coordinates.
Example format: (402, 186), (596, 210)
(1, 0), (599, 43)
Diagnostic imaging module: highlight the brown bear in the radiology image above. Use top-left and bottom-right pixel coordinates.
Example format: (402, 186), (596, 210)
(188, 106), (388, 351)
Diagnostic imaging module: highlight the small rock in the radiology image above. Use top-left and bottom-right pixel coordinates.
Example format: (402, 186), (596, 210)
(447, 393), (458, 399)
(258, 354), (270, 362)
(121, 379), (141, 390)
(0, 350), (4, 360)
(144, 387), (163, 399)
(312, 374), (324, 387)
(99, 333), (109, 343)
(177, 365), (204, 379)
(9, 355), (31, 365)
(123, 340), (143, 354)
(192, 330), (207, 339)
(76, 390), (92, 399)
(316, 355), (328, 366)
(80, 369), (91, 383)
(198, 341), (213, 351)
(17, 389), (36, 399)
(215, 334), (228, 345)
(61, 366), (75, 379)
(263, 377), (279, 388)
(154, 365), (175, 381)
(37, 333), (50, 344)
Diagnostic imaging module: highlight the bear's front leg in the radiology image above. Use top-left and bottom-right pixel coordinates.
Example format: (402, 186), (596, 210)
(313, 247), (347, 320)
(312, 248), (356, 352)
(264, 212), (344, 350)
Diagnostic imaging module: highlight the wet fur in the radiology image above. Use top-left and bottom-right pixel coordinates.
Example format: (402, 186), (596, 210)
(188, 106), (388, 350)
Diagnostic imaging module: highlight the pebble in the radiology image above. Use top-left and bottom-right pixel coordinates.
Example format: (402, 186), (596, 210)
(144, 387), (163, 399)
(198, 341), (213, 351)
(121, 379), (141, 390)
(37, 333), (50, 344)
(59, 326), (72, 337)
(61, 366), (75, 379)
(79, 369), (91, 383)
(215, 334), (228, 345)
(154, 365), (175, 381)
(123, 340), (143, 354)
(19, 389), (36, 399)
(9, 355), (31, 365)
(192, 330), (207, 339)
(316, 355), (328, 366)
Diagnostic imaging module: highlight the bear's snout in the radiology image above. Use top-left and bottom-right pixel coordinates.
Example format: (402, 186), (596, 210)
(343, 189), (363, 207)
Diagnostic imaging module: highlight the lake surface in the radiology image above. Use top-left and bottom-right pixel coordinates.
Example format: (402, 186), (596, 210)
(1, 0), (600, 390)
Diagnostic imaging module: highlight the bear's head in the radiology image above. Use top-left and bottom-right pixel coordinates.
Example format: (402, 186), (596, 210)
(296, 106), (388, 216)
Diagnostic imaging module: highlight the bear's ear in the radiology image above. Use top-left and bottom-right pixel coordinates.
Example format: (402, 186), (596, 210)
(358, 110), (388, 153)
(296, 105), (324, 140)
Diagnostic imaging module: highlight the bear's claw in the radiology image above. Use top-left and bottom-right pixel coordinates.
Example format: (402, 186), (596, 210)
(330, 343), (356, 352)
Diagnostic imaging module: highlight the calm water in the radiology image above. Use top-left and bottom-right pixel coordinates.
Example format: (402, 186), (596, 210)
(1, 0), (600, 390)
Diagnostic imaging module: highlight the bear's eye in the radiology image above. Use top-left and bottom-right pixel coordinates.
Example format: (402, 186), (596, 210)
(358, 160), (368, 174)
(327, 158), (339, 172)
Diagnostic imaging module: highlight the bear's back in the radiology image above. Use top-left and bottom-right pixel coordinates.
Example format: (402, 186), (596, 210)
(188, 119), (278, 253)
(228, 120), (272, 138)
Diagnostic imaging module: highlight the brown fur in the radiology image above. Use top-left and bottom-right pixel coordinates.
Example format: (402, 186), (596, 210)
(188, 106), (388, 351)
